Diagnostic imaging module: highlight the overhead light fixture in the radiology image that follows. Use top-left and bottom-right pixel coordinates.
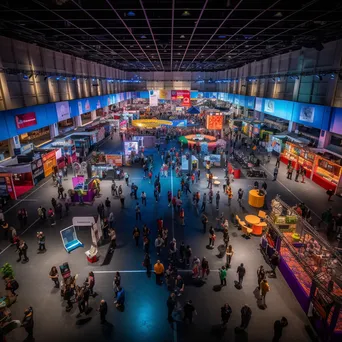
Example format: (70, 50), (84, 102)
(180, 35), (185, 39)
(127, 11), (135, 17)
(181, 11), (191, 17)
(218, 35), (226, 39)
(274, 12), (283, 18)
(330, 74), (335, 80)
(56, 76), (60, 81)
(140, 35), (146, 39)
(315, 75), (322, 81)
(23, 74), (29, 80)
(277, 77), (281, 81)
(72, 77), (76, 81)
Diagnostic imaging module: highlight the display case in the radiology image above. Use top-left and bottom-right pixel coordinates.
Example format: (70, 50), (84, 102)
(281, 142), (299, 168)
(298, 149), (315, 178)
(313, 156), (341, 192)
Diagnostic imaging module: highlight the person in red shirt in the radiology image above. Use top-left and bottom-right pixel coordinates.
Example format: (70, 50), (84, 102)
(179, 208), (185, 226)
(172, 196), (177, 210)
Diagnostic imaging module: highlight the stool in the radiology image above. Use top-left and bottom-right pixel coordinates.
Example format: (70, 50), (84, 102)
(214, 181), (220, 187)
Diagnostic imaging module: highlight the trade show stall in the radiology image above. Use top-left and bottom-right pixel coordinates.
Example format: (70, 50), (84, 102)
(262, 196), (342, 341)
(69, 175), (99, 203)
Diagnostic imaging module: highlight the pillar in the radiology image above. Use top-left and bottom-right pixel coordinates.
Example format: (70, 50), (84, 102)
(288, 121), (297, 133)
(91, 110), (97, 121)
(49, 123), (59, 139)
(8, 136), (21, 156)
(317, 130), (331, 148)
(74, 115), (82, 128)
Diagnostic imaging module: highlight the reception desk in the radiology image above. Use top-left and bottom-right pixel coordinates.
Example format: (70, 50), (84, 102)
(248, 189), (265, 208)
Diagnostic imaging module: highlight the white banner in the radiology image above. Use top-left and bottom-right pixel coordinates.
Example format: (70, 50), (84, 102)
(55, 101), (71, 122)
(149, 90), (159, 107)
(299, 106), (315, 123)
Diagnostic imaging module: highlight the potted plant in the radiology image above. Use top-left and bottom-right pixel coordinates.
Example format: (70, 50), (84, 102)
(0, 263), (15, 279)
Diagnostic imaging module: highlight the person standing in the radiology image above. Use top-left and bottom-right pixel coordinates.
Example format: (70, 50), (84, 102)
(227, 186), (233, 206)
(257, 265), (266, 289)
(237, 263), (246, 287)
(113, 272), (121, 298)
(201, 257), (210, 279)
(48, 208), (56, 226)
(167, 293), (176, 322)
(260, 279), (270, 307)
(300, 167), (306, 183)
(179, 207), (185, 226)
(120, 194), (125, 208)
(237, 188), (244, 207)
(275, 156), (280, 168)
(221, 303), (232, 326)
(37, 232), (46, 252)
(200, 193), (207, 212)
(154, 260), (165, 285)
(183, 300), (197, 324)
(135, 203), (141, 221)
(219, 265), (227, 286)
(273, 167), (279, 181)
(49, 266), (59, 288)
(115, 287), (125, 308)
(21, 307), (34, 341)
(97, 299), (108, 324)
(273, 317), (288, 342)
(155, 235), (164, 256)
(86, 271), (95, 296)
(215, 191), (220, 210)
(105, 197), (111, 214)
(143, 253), (151, 274)
(295, 167), (300, 182)
(16, 239), (29, 262)
(326, 189), (334, 201)
(132, 227), (140, 246)
(226, 245), (234, 268)
(185, 245), (192, 267)
(209, 226), (215, 249)
(167, 191), (172, 207)
(239, 305), (252, 331)
(108, 212), (115, 229)
(287, 165), (293, 180)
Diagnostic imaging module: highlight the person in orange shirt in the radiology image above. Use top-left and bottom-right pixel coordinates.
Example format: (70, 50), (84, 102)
(154, 260), (165, 285)
(179, 208), (185, 226)
(227, 187), (233, 207)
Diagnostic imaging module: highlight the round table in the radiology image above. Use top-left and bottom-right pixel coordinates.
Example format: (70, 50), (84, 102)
(213, 180), (220, 186)
(212, 176), (218, 180)
(248, 189), (265, 208)
(245, 215), (261, 226)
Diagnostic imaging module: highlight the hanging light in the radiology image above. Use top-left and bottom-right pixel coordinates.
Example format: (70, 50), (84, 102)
(181, 11), (191, 17)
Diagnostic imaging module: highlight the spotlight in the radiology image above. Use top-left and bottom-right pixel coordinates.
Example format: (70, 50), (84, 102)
(72, 77), (76, 81)
(330, 74), (335, 80)
(277, 77), (281, 81)
(23, 74), (29, 80)
(92, 78), (95, 81)
(56, 76), (60, 80)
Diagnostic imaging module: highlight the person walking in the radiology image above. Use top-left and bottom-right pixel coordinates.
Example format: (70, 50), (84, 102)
(115, 287), (125, 309)
(219, 266), (227, 286)
(167, 293), (176, 322)
(179, 207), (185, 226)
(326, 189), (334, 201)
(257, 265), (266, 289)
(260, 279), (270, 307)
(295, 167), (300, 182)
(201, 214), (208, 234)
(154, 260), (165, 285)
(48, 208), (56, 226)
(275, 156), (280, 168)
(272, 317), (288, 342)
(287, 165), (293, 180)
(237, 263), (246, 287)
(221, 303), (232, 326)
(300, 167), (306, 183)
(227, 186), (233, 206)
(141, 191), (147, 206)
(143, 253), (151, 275)
(108, 212), (115, 229)
(215, 191), (220, 210)
(86, 271), (95, 296)
(37, 232), (46, 252)
(97, 299), (108, 324)
(183, 300), (197, 324)
(21, 307), (34, 341)
(155, 235), (164, 256)
(135, 203), (141, 221)
(200, 193), (207, 212)
(105, 197), (111, 214)
(16, 239), (29, 262)
(132, 226), (140, 247)
(201, 257), (210, 279)
(49, 266), (59, 288)
(239, 305), (252, 330)
(113, 272), (121, 298)
(237, 188), (244, 207)
(226, 245), (234, 269)
(208, 226), (215, 249)
(273, 167), (279, 181)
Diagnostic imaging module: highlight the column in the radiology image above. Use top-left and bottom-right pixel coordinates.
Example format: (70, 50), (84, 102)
(91, 110), (97, 121)
(49, 123), (59, 139)
(288, 121), (297, 133)
(317, 130), (331, 148)
(8, 136), (21, 156)
(74, 115), (82, 128)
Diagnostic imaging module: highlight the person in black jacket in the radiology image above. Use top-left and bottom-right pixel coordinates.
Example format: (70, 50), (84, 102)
(21, 306), (34, 340)
(98, 299), (108, 324)
(272, 317), (288, 342)
(167, 293), (176, 322)
(17, 239), (29, 262)
(221, 303), (232, 326)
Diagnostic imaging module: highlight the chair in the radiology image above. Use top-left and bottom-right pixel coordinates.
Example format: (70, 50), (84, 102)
(235, 215), (246, 230)
(241, 225), (253, 239)
(258, 210), (267, 220)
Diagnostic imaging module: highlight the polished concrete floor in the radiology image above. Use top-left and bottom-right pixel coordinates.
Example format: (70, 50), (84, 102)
(1, 132), (334, 342)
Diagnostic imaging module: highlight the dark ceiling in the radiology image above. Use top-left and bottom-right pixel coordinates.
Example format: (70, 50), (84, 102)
(0, 0), (342, 72)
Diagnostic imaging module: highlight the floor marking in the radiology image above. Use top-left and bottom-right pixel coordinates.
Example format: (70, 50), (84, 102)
(4, 178), (51, 214)
(0, 217), (40, 256)
(260, 164), (321, 220)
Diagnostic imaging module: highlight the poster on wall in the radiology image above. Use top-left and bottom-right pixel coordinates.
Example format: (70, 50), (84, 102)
(171, 90), (191, 107)
(299, 106), (315, 123)
(15, 112), (37, 129)
(159, 89), (170, 100)
(105, 154), (123, 166)
(149, 90), (159, 107)
(56, 101), (71, 122)
(85, 100), (91, 112)
(78, 101), (83, 115)
(206, 114), (223, 130)
(264, 99), (275, 113)
(31, 158), (44, 185)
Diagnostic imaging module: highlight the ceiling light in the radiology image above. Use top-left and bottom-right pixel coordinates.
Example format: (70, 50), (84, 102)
(330, 74), (335, 80)
(181, 11), (191, 17)
(179, 45), (182, 48)
(180, 35), (185, 39)
(23, 74), (29, 80)
(218, 35), (226, 39)
(274, 12), (283, 18)
(146, 45), (150, 48)
(127, 11), (136, 17)
(140, 35), (146, 39)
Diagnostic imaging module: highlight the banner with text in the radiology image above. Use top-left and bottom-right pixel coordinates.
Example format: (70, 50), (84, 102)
(171, 90), (191, 107)
(149, 90), (159, 107)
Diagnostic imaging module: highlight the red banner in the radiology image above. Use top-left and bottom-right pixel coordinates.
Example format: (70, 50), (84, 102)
(171, 90), (191, 107)
(15, 112), (37, 129)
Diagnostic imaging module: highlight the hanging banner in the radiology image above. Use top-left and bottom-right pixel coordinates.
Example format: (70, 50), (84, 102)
(171, 90), (191, 107)
(55, 101), (71, 122)
(299, 106), (315, 123)
(15, 112), (37, 129)
(149, 90), (159, 107)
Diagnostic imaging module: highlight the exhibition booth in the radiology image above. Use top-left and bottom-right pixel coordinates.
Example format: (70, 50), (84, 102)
(70, 175), (99, 203)
(262, 196), (342, 341)
(179, 134), (218, 151)
(42, 140), (77, 165)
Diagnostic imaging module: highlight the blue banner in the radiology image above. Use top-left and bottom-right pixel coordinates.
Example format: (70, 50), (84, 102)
(292, 102), (330, 130)
(172, 120), (187, 127)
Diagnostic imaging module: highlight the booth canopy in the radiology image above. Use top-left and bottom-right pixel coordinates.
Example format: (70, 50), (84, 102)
(187, 106), (200, 114)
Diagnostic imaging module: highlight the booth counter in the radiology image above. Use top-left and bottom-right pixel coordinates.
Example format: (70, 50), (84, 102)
(312, 155), (341, 192)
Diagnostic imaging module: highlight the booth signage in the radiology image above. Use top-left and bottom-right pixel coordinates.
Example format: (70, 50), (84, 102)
(149, 90), (159, 107)
(171, 90), (191, 107)
(172, 120), (187, 127)
(105, 154), (123, 166)
(299, 106), (315, 123)
(15, 112), (37, 129)
(31, 158), (44, 185)
(72, 216), (95, 227)
(56, 101), (71, 122)
(206, 114), (223, 130)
